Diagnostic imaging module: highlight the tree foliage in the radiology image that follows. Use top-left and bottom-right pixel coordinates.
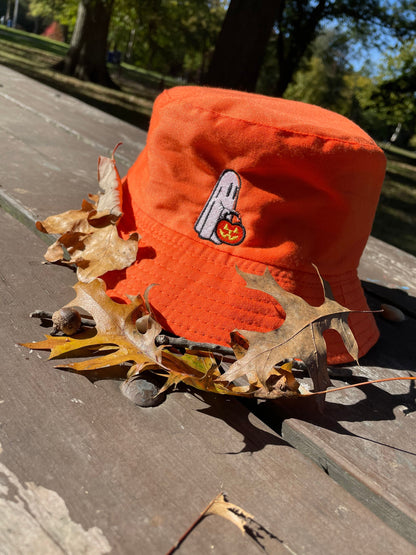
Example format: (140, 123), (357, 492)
(204, 0), (416, 96)
(28, 0), (78, 33)
(369, 39), (416, 145)
(283, 29), (352, 113)
(109, 0), (226, 80)
(272, 0), (416, 97)
(21, 0), (416, 141)
(279, 28), (416, 144)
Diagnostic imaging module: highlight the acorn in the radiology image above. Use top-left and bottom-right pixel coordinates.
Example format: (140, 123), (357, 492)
(51, 307), (82, 335)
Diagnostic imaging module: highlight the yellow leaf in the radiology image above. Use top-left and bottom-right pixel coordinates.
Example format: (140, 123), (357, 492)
(23, 279), (165, 374)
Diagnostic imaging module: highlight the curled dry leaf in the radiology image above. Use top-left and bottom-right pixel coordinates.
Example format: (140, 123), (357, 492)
(167, 492), (290, 555)
(96, 142), (123, 216)
(205, 493), (289, 552)
(35, 144), (139, 283)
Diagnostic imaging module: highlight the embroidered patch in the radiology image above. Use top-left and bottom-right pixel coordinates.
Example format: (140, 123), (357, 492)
(194, 170), (246, 246)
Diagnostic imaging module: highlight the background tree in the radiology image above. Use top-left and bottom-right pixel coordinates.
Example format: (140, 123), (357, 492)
(54, 0), (115, 86)
(370, 39), (416, 146)
(205, 0), (416, 96)
(283, 29), (352, 112)
(1, 0), (37, 31)
(278, 29), (391, 140)
(108, 0), (226, 81)
(202, 0), (280, 91)
(40, 0), (225, 86)
(277, 29), (416, 146)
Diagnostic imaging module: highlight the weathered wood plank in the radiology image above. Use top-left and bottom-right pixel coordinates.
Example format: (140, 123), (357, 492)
(2, 65), (416, 553)
(0, 64), (147, 165)
(1, 205), (414, 554)
(258, 243), (416, 545)
(0, 65), (144, 225)
(360, 236), (416, 316)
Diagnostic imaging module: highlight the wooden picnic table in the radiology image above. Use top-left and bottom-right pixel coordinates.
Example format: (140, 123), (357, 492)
(0, 64), (415, 554)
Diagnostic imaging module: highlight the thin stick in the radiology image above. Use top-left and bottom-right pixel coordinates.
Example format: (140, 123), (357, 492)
(165, 493), (222, 555)
(306, 376), (416, 396)
(156, 334), (234, 357)
(29, 310), (235, 355)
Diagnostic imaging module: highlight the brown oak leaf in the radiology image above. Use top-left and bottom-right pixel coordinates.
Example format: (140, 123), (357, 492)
(220, 266), (363, 399)
(23, 281), (247, 397)
(21, 279), (163, 372)
(169, 492), (287, 554)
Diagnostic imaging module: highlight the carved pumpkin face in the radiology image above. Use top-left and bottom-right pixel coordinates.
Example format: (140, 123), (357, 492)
(216, 219), (246, 245)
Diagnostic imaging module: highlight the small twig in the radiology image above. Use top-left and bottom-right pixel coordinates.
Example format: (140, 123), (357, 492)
(29, 310), (312, 372)
(29, 309), (235, 355)
(307, 376), (416, 396)
(156, 334), (234, 357)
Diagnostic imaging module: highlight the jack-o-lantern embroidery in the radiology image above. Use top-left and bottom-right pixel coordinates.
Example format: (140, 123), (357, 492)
(216, 217), (245, 245)
(194, 170), (246, 246)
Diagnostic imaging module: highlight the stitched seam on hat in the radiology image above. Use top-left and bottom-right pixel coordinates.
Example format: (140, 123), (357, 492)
(134, 204), (308, 276)
(138, 254), (286, 316)
(134, 263), (281, 333)
(160, 94), (380, 150)
(135, 203), (358, 280)
(135, 229), (363, 314)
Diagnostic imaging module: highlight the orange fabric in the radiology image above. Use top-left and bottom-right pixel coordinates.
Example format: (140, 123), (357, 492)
(103, 86), (386, 364)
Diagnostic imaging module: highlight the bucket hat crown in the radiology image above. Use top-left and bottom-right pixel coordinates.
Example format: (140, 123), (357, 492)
(104, 86), (386, 364)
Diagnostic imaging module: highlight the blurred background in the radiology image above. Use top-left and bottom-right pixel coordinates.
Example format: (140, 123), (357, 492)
(0, 0), (415, 254)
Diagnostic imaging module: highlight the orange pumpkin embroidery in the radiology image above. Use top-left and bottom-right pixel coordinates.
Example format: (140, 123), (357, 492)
(216, 217), (246, 245)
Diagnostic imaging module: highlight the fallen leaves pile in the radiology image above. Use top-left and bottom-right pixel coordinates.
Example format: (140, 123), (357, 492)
(23, 145), (405, 405)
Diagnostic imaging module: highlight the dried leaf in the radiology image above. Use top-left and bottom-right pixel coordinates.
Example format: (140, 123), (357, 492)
(130, 351), (255, 397)
(74, 226), (139, 283)
(22, 279), (164, 372)
(36, 199), (96, 237)
(205, 493), (288, 552)
(23, 280), (249, 398)
(167, 492), (290, 554)
(96, 143), (123, 216)
(35, 145), (139, 282)
(221, 266), (364, 398)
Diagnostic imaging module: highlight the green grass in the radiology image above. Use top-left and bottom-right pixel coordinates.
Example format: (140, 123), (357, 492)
(0, 26), (181, 128)
(0, 26), (68, 56)
(0, 26), (415, 257)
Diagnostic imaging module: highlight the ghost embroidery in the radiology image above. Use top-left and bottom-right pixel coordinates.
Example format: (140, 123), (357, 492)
(194, 170), (246, 246)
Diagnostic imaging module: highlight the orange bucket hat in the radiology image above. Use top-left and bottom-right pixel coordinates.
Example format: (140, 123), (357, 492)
(104, 86), (386, 364)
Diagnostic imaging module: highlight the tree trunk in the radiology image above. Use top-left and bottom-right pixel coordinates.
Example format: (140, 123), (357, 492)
(274, 0), (328, 97)
(202, 0), (280, 92)
(54, 0), (116, 88)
